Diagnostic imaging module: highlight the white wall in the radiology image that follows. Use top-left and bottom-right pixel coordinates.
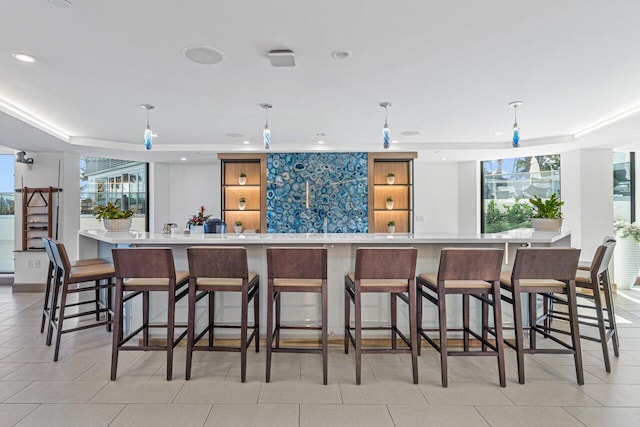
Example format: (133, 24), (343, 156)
(166, 163), (220, 230)
(149, 163), (170, 234)
(413, 160), (459, 233)
(458, 161), (480, 234)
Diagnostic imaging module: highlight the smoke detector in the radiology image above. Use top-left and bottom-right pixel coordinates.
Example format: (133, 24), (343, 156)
(268, 50), (296, 67)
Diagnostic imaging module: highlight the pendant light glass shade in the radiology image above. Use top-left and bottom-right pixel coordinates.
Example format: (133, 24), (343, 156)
(260, 103), (272, 150)
(141, 104), (155, 151)
(380, 102), (392, 149)
(509, 101), (522, 148)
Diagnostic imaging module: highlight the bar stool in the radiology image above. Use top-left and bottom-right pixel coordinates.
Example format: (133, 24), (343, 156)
(547, 239), (618, 371)
(500, 247), (582, 384)
(111, 247), (189, 380)
(344, 247), (418, 385)
(266, 247), (328, 384)
(45, 239), (116, 361)
(40, 237), (111, 334)
(185, 246), (259, 383)
(416, 248), (506, 387)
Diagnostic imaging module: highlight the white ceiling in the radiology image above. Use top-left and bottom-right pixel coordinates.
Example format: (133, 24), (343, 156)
(2, 0), (640, 163)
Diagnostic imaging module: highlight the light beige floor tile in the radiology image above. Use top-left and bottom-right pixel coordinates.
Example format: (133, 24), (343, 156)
(180, 361), (232, 382)
(204, 403), (298, 427)
(340, 382), (426, 405)
(110, 403), (211, 427)
(477, 406), (583, 427)
(587, 350), (640, 366)
(0, 381), (32, 402)
(584, 365), (640, 384)
(388, 404), (489, 427)
(0, 362), (26, 379)
(229, 359), (301, 383)
(76, 360), (164, 381)
(419, 383), (515, 406)
(15, 403), (124, 427)
(174, 381), (260, 404)
(88, 381), (183, 404)
(300, 404), (394, 427)
(581, 384), (640, 406)
(0, 404), (38, 427)
(0, 348), (21, 360)
(564, 406), (640, 427)
(259, 381), (342, 404)
(5, 381), (106, 403)
(4, 362), (95, 381)
(499, 383), (601, 407)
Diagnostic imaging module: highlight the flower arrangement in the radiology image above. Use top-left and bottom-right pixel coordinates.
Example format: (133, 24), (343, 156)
(187, 205), (211, 227)
(614, 220), (640, 242)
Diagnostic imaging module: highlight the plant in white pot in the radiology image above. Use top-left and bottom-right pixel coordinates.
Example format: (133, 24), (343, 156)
(238, 172), (247, 185)
(613, 220), (640, 289)
(529, 193), (563, 231)
(238, 197), (247, 210)
(386, 172), (395, 185)
(93, 202), (134, 231)
(386, 196), (394, 210)
(234, 220), (243, 233)
(186, 205), (211, 235)
(387, 220), (396, 233)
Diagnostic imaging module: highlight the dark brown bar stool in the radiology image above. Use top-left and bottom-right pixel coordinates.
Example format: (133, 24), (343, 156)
(185, 246), (259, 383)
(500, 247), (582, 384)
(40, 237), (111, 334)
(266, 247), (328, 384)
(546, 239), (618, 371)
(111, 247), (189, 380)
(45, 239), (116, 361)
(416, 248), (506, 387)
(344, 247), (418, 385)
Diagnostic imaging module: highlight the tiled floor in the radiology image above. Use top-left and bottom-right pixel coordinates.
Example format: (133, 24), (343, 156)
(2, 287), (640, 426)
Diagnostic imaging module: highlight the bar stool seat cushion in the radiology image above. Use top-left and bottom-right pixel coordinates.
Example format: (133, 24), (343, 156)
(72, 258), (111, 267)
(124, 271), (189, 287)
(67, 263), (115, 281)
(499, 272), (565, 289)
(196, 272), (258, 287)
(346, 273), (408, 288)
(274, 278), (322, 288)
(418, 273), (492, 289)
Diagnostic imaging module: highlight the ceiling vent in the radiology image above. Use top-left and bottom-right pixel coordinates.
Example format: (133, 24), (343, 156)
(268, 50), (296, 67)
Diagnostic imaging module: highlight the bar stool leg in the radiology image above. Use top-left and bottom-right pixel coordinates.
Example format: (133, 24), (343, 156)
(481, 296), (489, 352)
(355, 288), (362, 385)
(513, 290), (526, 384)
(529, 293), (537, 350)
(492, 284), (506, 387)
(166, 290), (175, 381)
(391, 293), (397, 350)
(208, 291), (215, 347)
(409, 284), (418, 385)
(46, 269), (61, 346)
(322, 282), (328, 385)
(437, 287), (448, 387)
(602, 272), (620, 356)
(463, 294), (470, 351)
(106, 279), (113, 332)
(416, 283), (423, 356)
(344, 287), (351, 355)
(185, 284), (197, 380)
(111, 285), (123, 381)
(254, 286), (260, 353)
(240, 288), (249, 383)
(143, 291), (150, 347)
(95, 283), (101, 321)
(266, 281), (274, 383)
(41, 262), (54, 333)
(275, 291), (281, 348)
(592, 282), (611, 372)
(54, 284), (69, 361)
(566, 283), (584, 385)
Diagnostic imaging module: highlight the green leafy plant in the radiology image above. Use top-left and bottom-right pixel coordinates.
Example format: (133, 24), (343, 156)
(529, 193), (564, 219)
(614, 221), (640, 242)
(240, 173), (247, 178)
(93, 202), (134, 221)
(387, 220), (395, 226)
(387, 172), (395, 177)
(239, 197), (246, 203)
(386, 196), (393, 202)
(234, 220), (243, 226)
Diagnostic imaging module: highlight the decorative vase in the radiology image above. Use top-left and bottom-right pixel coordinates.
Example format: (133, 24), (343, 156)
(103, 218), (132, 232)
(387, 226), (395, 233)
(614, 236), (640, 290)
(386, 176), (395, 185)
(190, 225), (205, 235)
(386, 200), (394, 210)
(238, 201), (246, 210)
(238, 176), (247, 185)
(235, 225), (243, 233)
(531, 218), (563, 232)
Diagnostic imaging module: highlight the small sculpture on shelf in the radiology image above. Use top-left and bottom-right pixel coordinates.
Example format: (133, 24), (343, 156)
(93, 202), (134, 232)
(187, 205), (211, 234)
(387, 220), (396, 233)
(238, 173), (247, 186)
(385, 196), (394, 210)
(238, 197), (247, 210)
(386, 172), (395, 185)
(234, 220), (243, 234)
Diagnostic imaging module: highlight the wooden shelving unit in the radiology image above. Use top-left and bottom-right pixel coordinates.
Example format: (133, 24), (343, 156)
(218, 154), (267, 233)
(368, 153), (416, 233)
(20, 187), (61, 251)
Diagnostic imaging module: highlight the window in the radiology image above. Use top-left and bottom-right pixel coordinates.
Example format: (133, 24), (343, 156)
(613, 152), (634, 222)
(0, 155), (15, 273)
(481, 154), (561, 233)
(80, 157), (148, 231)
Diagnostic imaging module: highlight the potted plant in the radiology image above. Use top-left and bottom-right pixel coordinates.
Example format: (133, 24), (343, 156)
(529, 193), (564, 231)
(93, 202), (134, 231)
(187, 205), (211, 234)
(386, 196), (394, 210)
(387, 220), (396, 233)
(613, 221), (640, 289)
(238, 172), (247, 185)
(238, 197), (247, 210)
(234, 220), (243, 233)
(386, 172), (396, 185)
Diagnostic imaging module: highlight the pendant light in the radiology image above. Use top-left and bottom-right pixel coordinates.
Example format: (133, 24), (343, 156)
(509, 101), (523, 148)
(260, 103), (272, 149)
(141, 104), (155, 151)
(380, 102), (392, 149)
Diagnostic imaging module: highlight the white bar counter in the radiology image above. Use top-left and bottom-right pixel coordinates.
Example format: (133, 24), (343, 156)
(79, 229), (571, 338)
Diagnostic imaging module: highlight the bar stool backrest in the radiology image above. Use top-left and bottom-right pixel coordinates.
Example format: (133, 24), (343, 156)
(42, 237), (56, 266)
(511, 247), (581, 281)
(353, 247), (417, 280)
(267, 247), (327, 279)
(112, 247), (176, 279)
(50, 239), (73, 272)
(595, 240), (616, 277)
(187, 246), (249, 278)
(437, 248), (504, 281)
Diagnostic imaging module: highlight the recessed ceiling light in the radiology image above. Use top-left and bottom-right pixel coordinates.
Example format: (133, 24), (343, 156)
(11, 53), (37, 63)
(331, 49), (352, 60)
(180, 157), (187, 161)
(226, 132), (244, 138)
(243, 140), (251, 145)
(400, 130), (420, 136)
(493, 131), (504, 136)
(49, 0), (71, 8)
(316, 133), (325, 144)
(181, 46), (225, 65)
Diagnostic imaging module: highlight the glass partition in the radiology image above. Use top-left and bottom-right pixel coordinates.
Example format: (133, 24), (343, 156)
(0, 155), (15, 273)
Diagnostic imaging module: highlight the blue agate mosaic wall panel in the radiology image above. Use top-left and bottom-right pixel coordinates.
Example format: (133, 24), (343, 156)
(266, 153), (368, 233)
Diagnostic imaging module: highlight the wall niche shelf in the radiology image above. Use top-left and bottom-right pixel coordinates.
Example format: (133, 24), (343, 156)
(19, 187), (62, 251)
(218, 154), (267, 233)
(368, 153), (416, 233)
